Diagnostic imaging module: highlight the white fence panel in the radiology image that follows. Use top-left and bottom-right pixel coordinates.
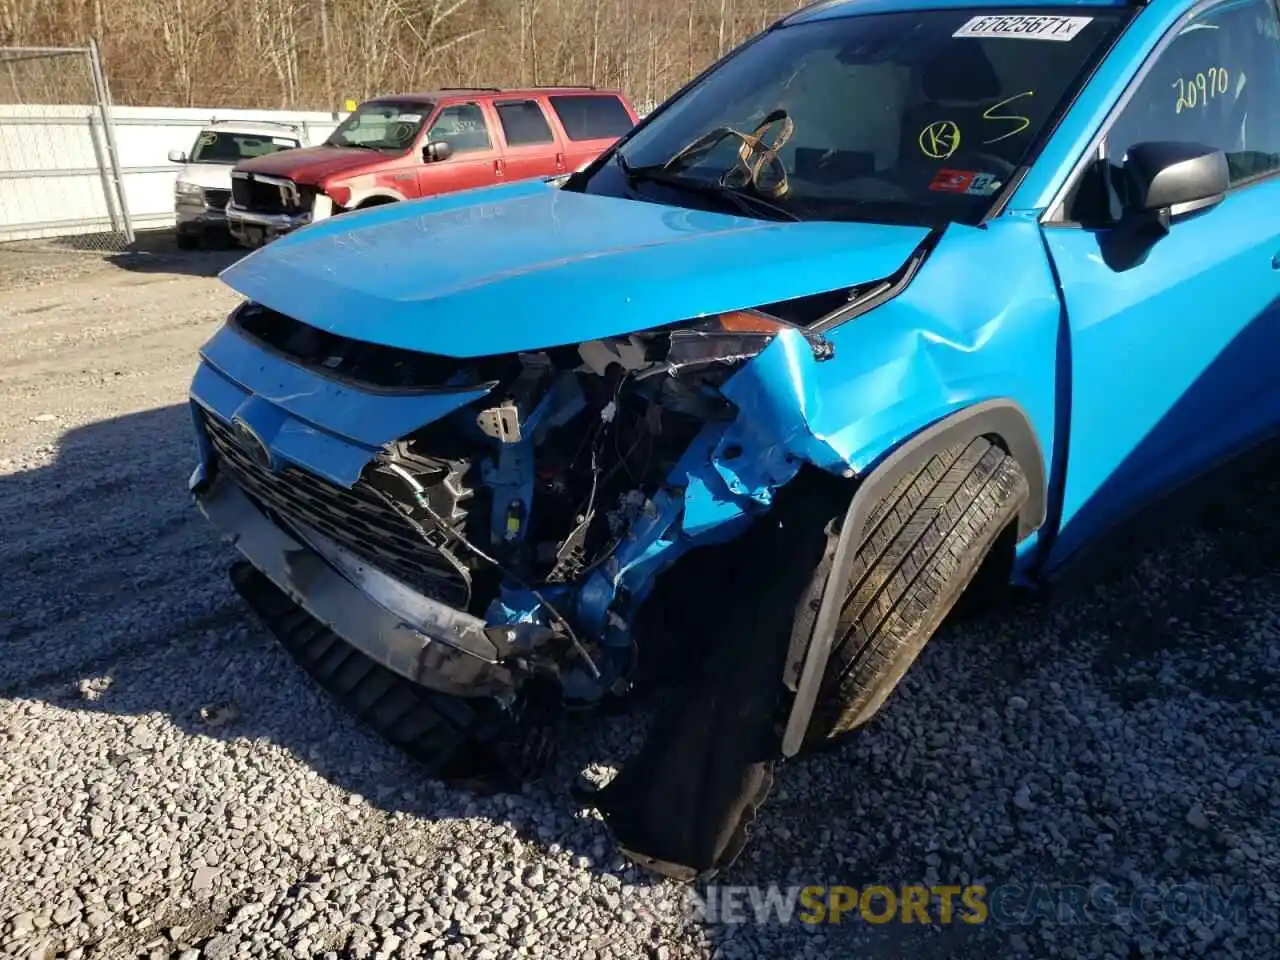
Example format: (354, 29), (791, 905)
(0, 105), (117, 240)
(0, 103), (345, 243)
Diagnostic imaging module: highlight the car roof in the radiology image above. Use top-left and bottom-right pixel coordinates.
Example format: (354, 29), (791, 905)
(365, 87), (627, 105)
(783, 0), (1135, 24)
(202, 120), (303, 139)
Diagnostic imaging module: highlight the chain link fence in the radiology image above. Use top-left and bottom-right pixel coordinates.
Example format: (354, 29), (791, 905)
(0, 43), (134, 251)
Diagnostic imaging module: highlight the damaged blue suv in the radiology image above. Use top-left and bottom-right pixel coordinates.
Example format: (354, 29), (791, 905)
(189, 0), (1280, 878)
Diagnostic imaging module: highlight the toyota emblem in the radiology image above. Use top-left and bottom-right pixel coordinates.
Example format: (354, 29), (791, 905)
(230, 417), (274, 471)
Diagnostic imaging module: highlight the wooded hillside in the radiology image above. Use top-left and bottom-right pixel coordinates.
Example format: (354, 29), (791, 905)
(1, 0), (805, 109)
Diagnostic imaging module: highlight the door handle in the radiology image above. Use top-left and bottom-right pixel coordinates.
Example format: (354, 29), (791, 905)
(494, 158), (506, 177)
(555, 153), (565, 171)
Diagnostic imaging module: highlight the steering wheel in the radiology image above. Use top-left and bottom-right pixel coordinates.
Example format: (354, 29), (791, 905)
(662, 109), (795, 199)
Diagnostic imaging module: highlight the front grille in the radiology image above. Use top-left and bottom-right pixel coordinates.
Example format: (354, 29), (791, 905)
(230, 177), (253, 209)
(205, 188), (230, 210)
(202, 410), (470, 608)
(230, 175), (304, 214)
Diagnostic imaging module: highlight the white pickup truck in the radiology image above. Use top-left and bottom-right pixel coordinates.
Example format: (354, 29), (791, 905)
(167, 121), (304, 249)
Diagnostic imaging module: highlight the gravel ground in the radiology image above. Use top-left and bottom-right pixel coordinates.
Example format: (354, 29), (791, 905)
(1, 238), (1278, 960)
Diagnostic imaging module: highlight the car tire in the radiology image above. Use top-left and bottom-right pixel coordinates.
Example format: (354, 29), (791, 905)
(227, 561), (550, 788)
(808, 435), (1029, 740)
(590, 487), (837, 878)
(176, 232), (199, 250)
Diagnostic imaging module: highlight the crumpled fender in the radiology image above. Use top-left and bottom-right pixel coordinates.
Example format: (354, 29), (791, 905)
(567, 221), (1060, 686)
(711, 218), (1059, 540)
(672, 218), (1058, 541)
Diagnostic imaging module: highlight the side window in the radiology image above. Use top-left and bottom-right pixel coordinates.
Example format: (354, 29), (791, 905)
(425, 104), (492, 154)
(1073, 0), (1280, 221)
(495, 100), (555, 146)
(548, 95), (633, 141)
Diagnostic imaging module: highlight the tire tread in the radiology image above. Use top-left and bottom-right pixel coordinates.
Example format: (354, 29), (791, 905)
(814, 437), (1028, 737)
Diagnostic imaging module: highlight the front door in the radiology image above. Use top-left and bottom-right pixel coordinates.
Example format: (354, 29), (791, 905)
(1041, 0), (1280, 569)
(417, 102), (503, 198)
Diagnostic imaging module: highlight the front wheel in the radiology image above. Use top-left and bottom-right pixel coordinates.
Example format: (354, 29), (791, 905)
(808, 435), (1029, 740)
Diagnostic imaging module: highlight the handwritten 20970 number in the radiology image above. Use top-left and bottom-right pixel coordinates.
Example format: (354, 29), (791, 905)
(1173, 67), (1229, 114)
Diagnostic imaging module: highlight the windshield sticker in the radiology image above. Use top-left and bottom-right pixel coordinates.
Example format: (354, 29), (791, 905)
(918, 120), (961, 160)
(981, 91), (1034, 144)
(1174, 68), (1230, 113)
(393, 113), (422, 123)
(953, 15), (1093, 41)
(964, 172), (1002, 196)
(928, 169), (1002, 196)
(929, 169), (975, 193)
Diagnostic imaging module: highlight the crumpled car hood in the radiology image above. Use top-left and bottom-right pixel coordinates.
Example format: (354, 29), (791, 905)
(220, 182), (931, 358)
(177, 162), (233, 190)
(234, 145), (385, 184)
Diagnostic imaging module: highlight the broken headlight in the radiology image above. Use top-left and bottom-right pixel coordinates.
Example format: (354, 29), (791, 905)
(661, 310), (789, 374)
(580, 310), (831, 383)
(638, 310), (831, 379)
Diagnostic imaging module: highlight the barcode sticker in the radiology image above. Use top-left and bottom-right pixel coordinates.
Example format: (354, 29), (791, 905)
(953, 15), (1093, 41)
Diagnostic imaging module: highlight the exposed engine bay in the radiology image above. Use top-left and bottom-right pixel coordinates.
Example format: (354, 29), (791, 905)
(228, 302), (836, 706)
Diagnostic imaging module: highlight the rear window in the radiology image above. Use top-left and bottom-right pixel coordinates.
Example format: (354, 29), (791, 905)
(549, 95), (633, 141)
(495, 100), (555, 146)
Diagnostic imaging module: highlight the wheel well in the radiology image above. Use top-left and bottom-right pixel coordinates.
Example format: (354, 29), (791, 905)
(781, 399), (1044, 756)
(356, 196), (398, 209)
(870, 400), (1046, 541)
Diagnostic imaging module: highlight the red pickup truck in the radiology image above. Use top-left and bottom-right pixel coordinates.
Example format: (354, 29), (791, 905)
(226, 87), (638, 248)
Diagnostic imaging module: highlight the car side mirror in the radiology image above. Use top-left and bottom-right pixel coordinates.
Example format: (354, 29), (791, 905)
(1101, 141), (1229, 271)
(1122, 141), (1229, 222)
(168, 149), (187, 163)
(422, 140), (452, 163)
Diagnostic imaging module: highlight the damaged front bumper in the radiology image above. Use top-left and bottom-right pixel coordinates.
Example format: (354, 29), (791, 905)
(190, 303), (850, 706)
(226, 203), (310, 247)
(194, 469), (521, 698)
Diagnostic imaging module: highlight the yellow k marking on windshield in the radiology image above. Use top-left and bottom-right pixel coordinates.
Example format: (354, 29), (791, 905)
(919, 120), (961, 160)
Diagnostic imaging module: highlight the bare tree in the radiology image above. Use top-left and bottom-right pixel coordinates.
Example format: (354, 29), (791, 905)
(1, 0), (799, 110)
(145, 0), (222, 105)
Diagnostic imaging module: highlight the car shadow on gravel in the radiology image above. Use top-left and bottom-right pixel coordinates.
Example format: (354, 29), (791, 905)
(105, 228), (248, 278)
(6, 395), (1280, 960)
(1, 229), (246, 282)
